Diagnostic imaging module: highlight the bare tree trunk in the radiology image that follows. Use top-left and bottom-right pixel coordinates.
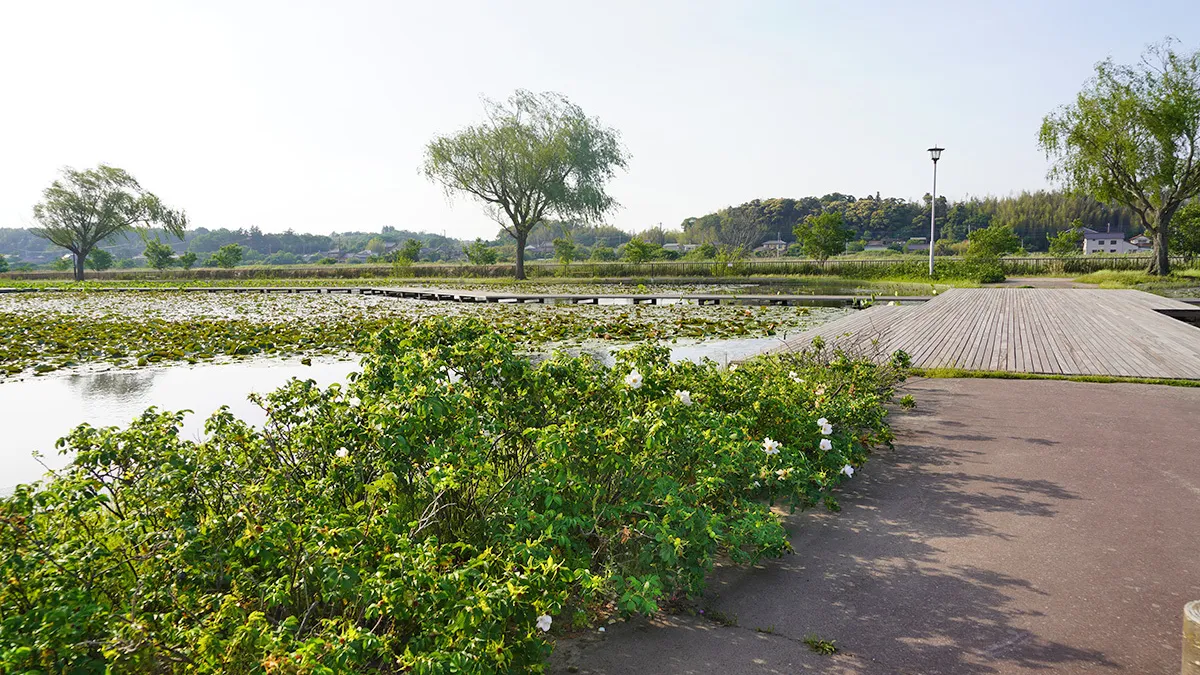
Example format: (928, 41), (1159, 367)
(514, 230), (527, 280)
(1147, 210), (1172, 276)
(73, 250), (86, 282)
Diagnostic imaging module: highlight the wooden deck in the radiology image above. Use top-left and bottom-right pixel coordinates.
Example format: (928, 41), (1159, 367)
(771, 288), (1200, 380)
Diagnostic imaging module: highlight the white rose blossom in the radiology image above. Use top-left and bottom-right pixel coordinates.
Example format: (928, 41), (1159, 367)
(819, 438), (833, 451)
(624, 369), (643, 389)
(762, 437), (781, 455)
(536, 614), (553, 632)
(675, 390), (692, 406)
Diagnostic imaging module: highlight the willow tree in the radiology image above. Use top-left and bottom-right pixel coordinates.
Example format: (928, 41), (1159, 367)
(32, 165), (187, 281)
(424, 91), (628, 279)
(1039, 40), (1200, 275)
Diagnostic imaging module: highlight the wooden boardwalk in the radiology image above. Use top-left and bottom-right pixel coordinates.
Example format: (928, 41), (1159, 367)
(772, 288), (1200, 380)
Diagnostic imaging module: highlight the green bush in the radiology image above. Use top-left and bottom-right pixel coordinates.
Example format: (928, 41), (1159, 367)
(0, 319), (904, 672)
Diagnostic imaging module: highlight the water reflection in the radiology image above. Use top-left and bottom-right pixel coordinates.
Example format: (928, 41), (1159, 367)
(0, 359), (357, 493)
(68, 371), (157, 398)
(0, 337), (788, 494)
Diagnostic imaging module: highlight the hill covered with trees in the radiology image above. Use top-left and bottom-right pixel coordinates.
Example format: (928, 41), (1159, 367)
(679, 191), (1135, 252)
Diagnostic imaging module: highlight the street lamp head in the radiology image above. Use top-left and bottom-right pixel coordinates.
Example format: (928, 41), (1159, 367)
(928, 146), (944, 162)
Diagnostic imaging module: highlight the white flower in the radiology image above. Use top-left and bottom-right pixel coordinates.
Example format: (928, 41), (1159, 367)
(762, 437), (781, 455)
(817, 417), (828, 427)
(335, 447), (349, 458)
(888, 300), (898, 306)
(753, 480), (761, 488)
(819, 438), (833, 451)
(841, 464), (855, 477)
(624, 369), (643, 389)
(775, 467), (792, 479)
(821, 423), (833, 435)
(536, 614), (553, 632)
(815, 386), (826, 397)
(729, 364), (738, 371)
(932, 289), (939, 295)
(348, 396), (361, 407)
(675, 390), (692, 406)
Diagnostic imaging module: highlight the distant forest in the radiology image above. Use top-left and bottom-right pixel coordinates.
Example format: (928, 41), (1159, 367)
(0, 189), (1138, 266)
(0, 226), (466, 266)
(675, 191), (1136, 252)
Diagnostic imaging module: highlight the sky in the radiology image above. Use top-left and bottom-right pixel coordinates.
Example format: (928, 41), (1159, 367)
(1, 0), (1198, 240)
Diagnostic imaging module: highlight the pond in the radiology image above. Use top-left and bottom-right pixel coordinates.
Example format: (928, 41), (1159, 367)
(0, 336), (787, 494)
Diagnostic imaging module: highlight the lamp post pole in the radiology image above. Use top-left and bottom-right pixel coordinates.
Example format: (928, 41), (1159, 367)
(927, 146), (944, 276)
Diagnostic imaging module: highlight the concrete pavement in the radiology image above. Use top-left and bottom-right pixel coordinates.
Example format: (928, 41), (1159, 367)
(550, 378), (1200, 674)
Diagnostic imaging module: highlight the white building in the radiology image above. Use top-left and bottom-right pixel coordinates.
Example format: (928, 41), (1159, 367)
(1082, 228), (1139, 254)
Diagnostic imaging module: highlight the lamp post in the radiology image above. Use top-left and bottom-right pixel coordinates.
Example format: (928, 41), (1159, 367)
(927, 146), (944, 276)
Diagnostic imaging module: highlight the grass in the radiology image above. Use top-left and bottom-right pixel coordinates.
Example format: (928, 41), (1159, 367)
(913, 367), (1200, 388)
(803, 634), (839, 655)
(1074, 267), (1200, 289)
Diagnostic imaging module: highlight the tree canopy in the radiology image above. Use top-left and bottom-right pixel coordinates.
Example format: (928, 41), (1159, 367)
(1039, 39), (1200, 274)
(1171, 201), (1200, 257)
(424, 90), (629, 279)
(967, 223), (1022, 259)
(1047, 220), (1085, 257)
(792, 211), (851, 261)
(31, 165), (186, 280)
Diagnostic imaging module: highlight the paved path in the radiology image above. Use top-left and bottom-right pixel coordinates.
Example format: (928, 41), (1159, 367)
(773, 288), (1200, 379)
(550, 378), (1200, 674)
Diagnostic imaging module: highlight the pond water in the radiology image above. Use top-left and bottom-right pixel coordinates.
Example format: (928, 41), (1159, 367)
(0, 337), (785, 494)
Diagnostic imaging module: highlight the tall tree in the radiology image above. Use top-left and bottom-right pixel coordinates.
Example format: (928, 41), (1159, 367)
(1039, 40), (1200, 275)
(31, 165), (186, 281)
(424, 90), (628, 279)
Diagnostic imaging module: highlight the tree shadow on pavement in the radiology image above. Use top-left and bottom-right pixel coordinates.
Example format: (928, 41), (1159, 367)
(699, 441), (1114, 673)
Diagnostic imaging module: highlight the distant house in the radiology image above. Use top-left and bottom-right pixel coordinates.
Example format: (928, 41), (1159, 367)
(1082, 227), (1139, 254)
(864, 240), (889, 251)
(1129, 234), (1153, 250)
(662, 243), (699, 254)
(754, 238), (788, 255)
(905, 237), (930, 253)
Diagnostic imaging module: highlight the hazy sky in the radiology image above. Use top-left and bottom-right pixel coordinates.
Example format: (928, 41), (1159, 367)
(2, 0), (1198, 239)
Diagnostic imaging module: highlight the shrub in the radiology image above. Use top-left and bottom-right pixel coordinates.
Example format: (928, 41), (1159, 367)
(84, 249), (114, 272)
(588, 245), (617, 261)
(0, 320), (904, 672)
(207, 243), (244, 268)
(464, 239), (499, 265)
(144, 239), (177, 269)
